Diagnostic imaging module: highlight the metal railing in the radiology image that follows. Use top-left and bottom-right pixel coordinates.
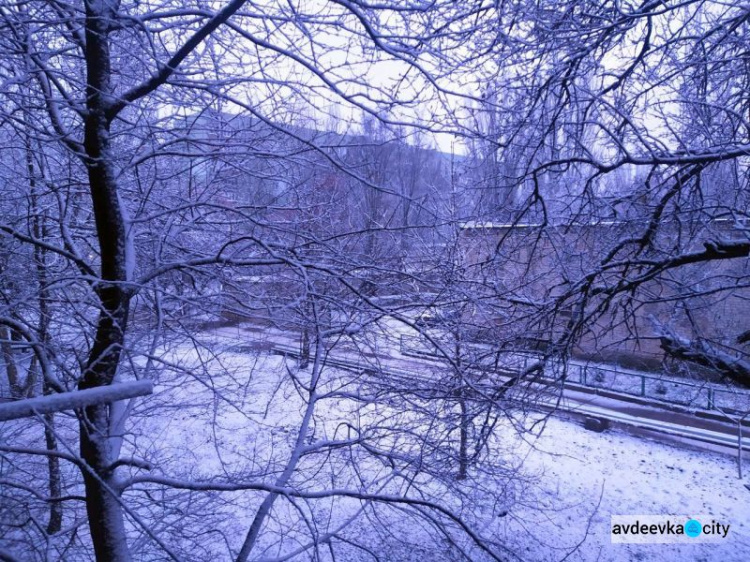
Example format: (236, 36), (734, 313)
(399, 334), (750, 414)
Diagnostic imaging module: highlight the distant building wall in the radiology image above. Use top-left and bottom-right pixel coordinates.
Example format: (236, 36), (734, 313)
(459, 220), (750, 370)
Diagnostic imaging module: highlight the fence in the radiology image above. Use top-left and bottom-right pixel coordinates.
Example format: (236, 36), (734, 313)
(399, 335), (750, 414)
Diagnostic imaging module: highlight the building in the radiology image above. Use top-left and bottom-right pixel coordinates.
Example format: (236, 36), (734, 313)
(458, 218), (750, 377)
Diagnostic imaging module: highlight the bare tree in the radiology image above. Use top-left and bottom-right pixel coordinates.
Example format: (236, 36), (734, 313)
(3, 1), (748, 561)
(456, 1), (750, 391)
(0, 1), (541, 560)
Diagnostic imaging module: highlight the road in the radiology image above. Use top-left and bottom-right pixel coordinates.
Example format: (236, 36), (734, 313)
(211, 321), (750, 457)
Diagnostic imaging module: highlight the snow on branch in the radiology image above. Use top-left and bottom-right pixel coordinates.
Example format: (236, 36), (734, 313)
(657, 329), (750, 389)
(0, 381), (153, 421)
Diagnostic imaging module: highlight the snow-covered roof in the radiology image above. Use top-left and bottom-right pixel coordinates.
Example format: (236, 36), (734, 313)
(459, 221), (543, 230)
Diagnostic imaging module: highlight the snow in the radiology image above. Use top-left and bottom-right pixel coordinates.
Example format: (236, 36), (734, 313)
(500, 415), (750, 561)
(0, 380), (153, 421)
(7, 325), (736, 560)
(121, 337), (750, 560)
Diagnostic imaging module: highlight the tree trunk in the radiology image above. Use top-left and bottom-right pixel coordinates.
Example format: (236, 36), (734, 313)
(236, 338), (323, 562)
(458, 397), (469, 481)
(1, 326), (22, 398)
(455, 333), (469, 480)
(44, 408), (63, 534)
(300, 327), (310, 369)
(28, 147), (62, 534)
(78, 3), (133, 560)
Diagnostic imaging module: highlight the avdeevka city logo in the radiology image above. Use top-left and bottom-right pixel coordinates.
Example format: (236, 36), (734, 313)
(685, 519), (702, 538)
(610, 515), (730, 543)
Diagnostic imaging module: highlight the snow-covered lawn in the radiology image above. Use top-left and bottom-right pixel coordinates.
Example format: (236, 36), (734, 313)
(121, 340), (749, 560)
(503, 416), (750, 561)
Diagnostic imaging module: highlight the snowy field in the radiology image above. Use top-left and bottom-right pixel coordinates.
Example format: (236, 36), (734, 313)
(500, 416), (749, 561)
(119, 340), (750, 561)
(4, 336), (747, 561)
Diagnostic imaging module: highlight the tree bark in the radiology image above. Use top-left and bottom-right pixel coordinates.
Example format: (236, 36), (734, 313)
(27, 132), (62, 534)
(454, 333), (469, 480)
(78, 2), (132, 560)
(458, 397), (469, 480)
(1, 326), (22, 398)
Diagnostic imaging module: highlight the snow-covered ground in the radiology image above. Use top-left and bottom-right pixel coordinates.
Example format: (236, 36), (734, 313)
(501, 415), (750, 561)
(122, 338), (750, 561)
